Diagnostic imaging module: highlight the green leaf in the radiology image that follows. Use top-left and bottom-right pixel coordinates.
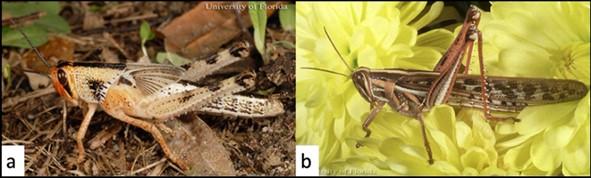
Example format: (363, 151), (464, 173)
(140, 21), (155, 45)
(248, 1), (267, 63)
(2, 25), (48, 48)
(156, 52), (168, 64)
(279, 4), (295, 32)
(2, 2), (61, 17)
(35, 14), (71, 33)
(156, 52), (191, 67)
(2, 2), (69, 49)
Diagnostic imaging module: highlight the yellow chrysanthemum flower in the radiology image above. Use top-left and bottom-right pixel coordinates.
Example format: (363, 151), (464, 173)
(296, 1), (589, 176)
(476, 2), (590, 175)
(296, 1), (459, 175)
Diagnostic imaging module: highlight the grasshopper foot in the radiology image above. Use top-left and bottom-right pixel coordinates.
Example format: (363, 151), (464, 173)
(363, 127), (372, 138)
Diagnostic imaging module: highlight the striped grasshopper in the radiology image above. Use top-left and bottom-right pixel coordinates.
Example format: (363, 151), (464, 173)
(7, 19), (284, 170)
(304, 5), (588, 164)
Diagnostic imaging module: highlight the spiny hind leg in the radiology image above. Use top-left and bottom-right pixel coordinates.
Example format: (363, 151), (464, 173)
(101, 88), (189, 170)
(473, 30), (519, 123)
(416, 113), (434, 165)
(106, 111), (188, 170)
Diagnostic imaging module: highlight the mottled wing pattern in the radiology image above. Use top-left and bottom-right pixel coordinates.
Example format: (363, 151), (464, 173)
(454, 76), (588, 104)
(181, 41), (251, 82)
(123, 63), (186, 96)
(140, 72), (256, 119)
(397, 74), (587, 111)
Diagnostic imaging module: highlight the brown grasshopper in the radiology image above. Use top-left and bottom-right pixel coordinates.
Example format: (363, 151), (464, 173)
(304, 5), (588, 164)
(9, 19), (284, 170)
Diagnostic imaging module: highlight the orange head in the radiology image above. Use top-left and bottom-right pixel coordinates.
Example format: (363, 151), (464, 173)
(49, 61), (79, 105)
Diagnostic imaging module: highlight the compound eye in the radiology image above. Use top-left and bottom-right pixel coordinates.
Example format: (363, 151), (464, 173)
(57, 69), (72, 96)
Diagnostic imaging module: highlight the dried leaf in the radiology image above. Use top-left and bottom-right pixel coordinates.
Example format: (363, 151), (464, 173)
(158, 2), (284, 59)
(164, 114), (236, 175)
(21, 36), (74, 74)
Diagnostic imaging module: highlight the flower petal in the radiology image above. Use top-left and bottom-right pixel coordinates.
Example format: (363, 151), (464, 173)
(543, 125), (575, 149)
(530, 135), (561, 172)
(461, 147), (490, 170)
(416, 28), (454, 53)
(409, 1), (444, 30)
(562, 118), (590, 175)
(503, 140), (532, 171)
(516, 101), (577, 135)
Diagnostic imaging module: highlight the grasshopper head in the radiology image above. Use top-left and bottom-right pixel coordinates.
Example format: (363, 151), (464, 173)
(351, 67), (374, 103)
(50, 61), (79, 105)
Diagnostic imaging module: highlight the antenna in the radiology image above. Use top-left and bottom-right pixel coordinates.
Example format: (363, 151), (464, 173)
(323, 27), (353, 73)
(299, 27), (356, 79)
(7, 18), (51, 68)
(300, 67), (348, 78)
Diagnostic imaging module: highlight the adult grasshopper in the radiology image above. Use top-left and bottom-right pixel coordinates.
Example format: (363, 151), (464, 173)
(303, 5), (588, 164)
(6, 18), (284, 170)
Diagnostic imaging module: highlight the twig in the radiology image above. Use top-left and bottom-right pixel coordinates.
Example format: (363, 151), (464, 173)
(2, 87), (55, 110)
(25, 145), (44, 173)
(2, 12), (46, 26)
(55, 34), (91, 46)
(1, 139), (33, 145)
(168, 162), (184, 174)
(38, 145), (66, 171)
(62, 100), (68, 137)
(31, 104), (60, 119)
(130, 158), (167, 175)
(67, 170), (86, 176)
(148, 161), (165, 176)
(109, 13), (158, 24)
(130, 144), (155, 173)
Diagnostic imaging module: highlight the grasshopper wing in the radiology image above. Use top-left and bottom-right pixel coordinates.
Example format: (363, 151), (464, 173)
(122, 63), (186, 95)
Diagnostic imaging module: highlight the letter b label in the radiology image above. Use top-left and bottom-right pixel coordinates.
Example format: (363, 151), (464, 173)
(296, 145), (318, 176)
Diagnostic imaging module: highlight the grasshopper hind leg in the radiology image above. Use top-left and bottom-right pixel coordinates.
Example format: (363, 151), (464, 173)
(100, 86), (190, 170)
(416, 113), (434, 165)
